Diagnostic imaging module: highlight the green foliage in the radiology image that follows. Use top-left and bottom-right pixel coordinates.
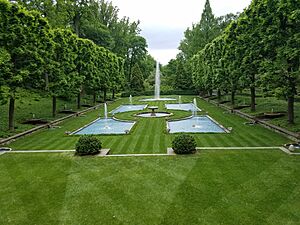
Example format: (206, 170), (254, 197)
(130, 63), (144, 92)
(191, 0), (300, 123)
(16, 0), (152, 91)
(172, 134), (197, 154)
(0, 0), (123, 126)
(75, 135), (102, 156)
(179, 0), (235, 60)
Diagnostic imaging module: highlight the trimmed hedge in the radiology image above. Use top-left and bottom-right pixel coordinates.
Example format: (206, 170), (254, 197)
(75, 135), (102, 156)
(172, 134), (197, 154)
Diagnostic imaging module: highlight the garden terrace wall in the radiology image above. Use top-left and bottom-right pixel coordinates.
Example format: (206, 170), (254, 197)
(0, 104), (102, 145)
(200, 96), (300, 142)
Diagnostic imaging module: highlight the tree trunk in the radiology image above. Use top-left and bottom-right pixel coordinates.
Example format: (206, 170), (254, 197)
(250, 86), (256, 112)
(77, 93), (81, 109)
(52, 96), (57, 118)
(93, 92), (96, 105)
(209, 89), (213, 97)
(45, 73), (49, 91)
(8, 97), (15, 131)
(231, 89), (235, 108)
(112, 89), (115, 99)
(287, 95), (294, 124)
(217, 89), (221, 105)
(73, 13), (80, 36)
(104, 89), (107, 102)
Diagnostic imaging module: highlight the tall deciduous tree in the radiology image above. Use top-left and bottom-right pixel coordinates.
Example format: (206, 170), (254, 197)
(259, 0), (300, 123)
(0, 0), (50, 130)
(47, 29), (80, 117)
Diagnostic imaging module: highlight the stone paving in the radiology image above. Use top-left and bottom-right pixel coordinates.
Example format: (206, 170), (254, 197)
(1, 146), (299, 156)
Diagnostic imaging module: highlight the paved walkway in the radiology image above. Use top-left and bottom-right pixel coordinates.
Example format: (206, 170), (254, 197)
(1, 146), (299, 156)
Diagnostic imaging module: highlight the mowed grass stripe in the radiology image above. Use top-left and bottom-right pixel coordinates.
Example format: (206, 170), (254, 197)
(108, 136), (126, 153)
(213, 157), (299, 224)
(202, 133), (218, 146)
(153, 119), (165, 153)
(132, 119), (150, 153)
(214, 134), (231, 147)
(116, 135), (132, 154)
(145, 118), (157, 152)
(127, 119), (152, 153)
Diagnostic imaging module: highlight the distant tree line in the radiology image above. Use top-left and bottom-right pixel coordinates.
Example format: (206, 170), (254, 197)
(191, 0), (300, 124)
(0, 0), (154, 131)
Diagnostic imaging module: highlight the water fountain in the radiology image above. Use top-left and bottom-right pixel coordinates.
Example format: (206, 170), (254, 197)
(179, 96), (182, 105)
(129, 95), (133, 105)
(192, 98), (200, 128)
(140, 61), (176, 102)
(155, 61), (160, 100)
(193, 98), (197, 117)
(103, 103), (111, 129)
(73, 102), (136, 135)
(104, 103), (108, 119)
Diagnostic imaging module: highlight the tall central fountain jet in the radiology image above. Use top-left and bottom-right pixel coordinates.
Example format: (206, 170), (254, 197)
(139, 60), (175, 101)
(155, 61), (160, 99)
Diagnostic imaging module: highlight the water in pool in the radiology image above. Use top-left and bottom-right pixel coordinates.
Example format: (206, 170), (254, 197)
(167, 116), (225, 133)
(73, 118), (135, 135)
(165, 103), (201, 112)
(110, 105), (147, 114)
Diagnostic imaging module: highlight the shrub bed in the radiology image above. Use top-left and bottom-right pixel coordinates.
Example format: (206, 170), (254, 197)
(75, 135), (102, 156)
(172, 134), (197, 154)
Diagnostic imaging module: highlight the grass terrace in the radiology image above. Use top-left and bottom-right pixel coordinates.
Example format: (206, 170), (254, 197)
(6, 95), (290, 153)
(1, 150), (300, 225)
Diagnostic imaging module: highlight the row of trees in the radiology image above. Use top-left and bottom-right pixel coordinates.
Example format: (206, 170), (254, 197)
(0, 0), (124, 130)
(162, 0), (237, 90)
(191, 0), (300, 124)
(13, 0), (156, 90)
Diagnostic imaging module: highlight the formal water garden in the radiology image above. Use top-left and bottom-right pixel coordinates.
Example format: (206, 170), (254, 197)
(1, 0), (300, 224)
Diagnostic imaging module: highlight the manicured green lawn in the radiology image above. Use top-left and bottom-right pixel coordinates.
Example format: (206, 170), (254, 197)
(219, 93), (300, 133)
(0, 89), (97, 138)
(7, 95), (290, 153)
(1, 150), (299, 225)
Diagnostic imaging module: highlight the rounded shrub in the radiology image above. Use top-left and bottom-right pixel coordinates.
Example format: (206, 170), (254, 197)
(172, 134), (197, 154)
(75, 135), (102, 156)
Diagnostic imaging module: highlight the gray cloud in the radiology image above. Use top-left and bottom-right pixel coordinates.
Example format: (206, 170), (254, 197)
(141, 27), (184, 50)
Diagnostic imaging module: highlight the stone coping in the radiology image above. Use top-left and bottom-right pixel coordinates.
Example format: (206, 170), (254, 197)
(2, 147), (299, 157)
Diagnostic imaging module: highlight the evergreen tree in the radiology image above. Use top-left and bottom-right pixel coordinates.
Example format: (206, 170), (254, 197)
(130, 63), (144, 92)
(179, 0), (219, 59)
(174, 55), (193, 90)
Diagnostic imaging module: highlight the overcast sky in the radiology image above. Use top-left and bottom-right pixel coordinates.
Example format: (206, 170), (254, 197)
(112, 0), (252, 65)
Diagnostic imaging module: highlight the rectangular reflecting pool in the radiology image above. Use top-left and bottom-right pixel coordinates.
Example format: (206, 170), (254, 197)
(73, 118), (135, 135)
(110, 105), (147, 114)
(167, 116), (226, 133)
(165, 103), (201, 111)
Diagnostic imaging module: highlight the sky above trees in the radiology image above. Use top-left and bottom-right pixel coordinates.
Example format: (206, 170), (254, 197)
(112, 0), (252, 64)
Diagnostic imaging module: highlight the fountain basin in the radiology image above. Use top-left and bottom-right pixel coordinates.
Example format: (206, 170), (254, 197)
(110, 104), (147, 114)
(167, 116), (227, 133)
(72, 118), (135, 135)
(165, 103), (201, 111)
(136, 112), (172, 118)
